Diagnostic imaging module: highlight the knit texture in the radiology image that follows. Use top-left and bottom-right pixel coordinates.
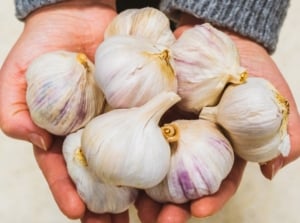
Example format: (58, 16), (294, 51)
(160, 0), (290, 53)
(15, 0), (64, 19)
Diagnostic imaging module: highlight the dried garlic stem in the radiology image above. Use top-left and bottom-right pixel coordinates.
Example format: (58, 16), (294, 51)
(161, 123), (179, 143)
(145, 49), (175, 80)
(274, 90), (290, 136)
(77, 53), (91, 73)
(239, 71), (248, 83)
(161, 123), (179, 154)
(74, 147), (88, 166)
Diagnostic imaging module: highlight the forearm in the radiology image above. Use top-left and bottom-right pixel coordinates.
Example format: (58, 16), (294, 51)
(159, 0), (290, 53)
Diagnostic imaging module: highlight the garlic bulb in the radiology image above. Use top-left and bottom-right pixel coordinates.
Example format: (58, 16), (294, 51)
(145, 119), (234, 204)
(94, 35), (177, 108)
(62, 129), (138, 213)
(199, 77), (290, 163)
(171, 23), (247, 113)
(81, 91), (181, 188)
(26, 50), (105, 135)
(104, 7), (175, 47)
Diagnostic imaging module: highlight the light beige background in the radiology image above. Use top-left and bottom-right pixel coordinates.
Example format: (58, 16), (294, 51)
(1, 1), (299, 223)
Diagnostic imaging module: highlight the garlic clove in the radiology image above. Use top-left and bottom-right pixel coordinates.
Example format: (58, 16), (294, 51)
(171, 23), (247, 113)
(104, 7), (176, 47)
(62, 129), (139, 214)
(199, 77), (290, 163)
(26, 51), (105, 135)
(81, 91), (181, 188)
(94, 35), (177, 108)
(145, 119), (234, 204)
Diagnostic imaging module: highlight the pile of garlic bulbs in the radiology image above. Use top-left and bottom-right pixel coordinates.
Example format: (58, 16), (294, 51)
(25, 7), (290, 214)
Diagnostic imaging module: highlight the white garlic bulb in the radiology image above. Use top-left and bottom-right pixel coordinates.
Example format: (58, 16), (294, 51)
(145, 119), (234, 204)
(26, 51), (105, 135)
(62, 129), (138, 213)
(94, 35), (177, 108)
(81, 91), (181, 188)
(199, 77), (290, 163)
(171, 23), (247, 113)
(104, 7), (176, 47)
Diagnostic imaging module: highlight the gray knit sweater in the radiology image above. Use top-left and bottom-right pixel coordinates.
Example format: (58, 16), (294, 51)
(15, 0), (290, 53)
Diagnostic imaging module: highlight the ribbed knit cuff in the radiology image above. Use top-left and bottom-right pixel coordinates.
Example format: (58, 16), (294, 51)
(15, 0), (64, 20)
(160, 0), (290, 53)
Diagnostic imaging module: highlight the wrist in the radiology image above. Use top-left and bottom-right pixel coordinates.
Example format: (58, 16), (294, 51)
(174, 13), (204, 38)
(175, 12), (269, 61)
(47, 0), (117, 10)
(16, 0), (116, 21)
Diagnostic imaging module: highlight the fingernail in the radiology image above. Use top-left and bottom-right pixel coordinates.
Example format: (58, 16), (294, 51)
(270, 158), (284, 180)
(28, 133), (48, 151)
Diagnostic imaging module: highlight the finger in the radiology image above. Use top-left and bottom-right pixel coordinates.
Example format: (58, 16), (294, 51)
(33, 138), (85, 219)
(191, 157), (246, 217)
(156, 203), (190, 223)
(0, 52), (52, 150)
(260, 109), (300, 179)
(135, 191), (162, 223)
(111, 211), (130, 223)
(81, 211), (111, 223)
(259, 155), (284, 180)
(81, 211), (129, 223)
(283, 108), (300, 164)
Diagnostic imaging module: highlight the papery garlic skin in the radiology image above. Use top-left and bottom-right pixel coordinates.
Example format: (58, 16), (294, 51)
(62, 129), (138, 214)
(199, 77), (290, 163)
(145, 119), (234, 204)
(171, 23), (247, 113)
(26, 51), (105, 135)
(95, 35), (177, 108)
(104, 7), (176, 47)
(81, 91), (181, 188)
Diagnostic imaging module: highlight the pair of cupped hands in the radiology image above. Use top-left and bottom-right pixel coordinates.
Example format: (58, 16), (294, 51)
(0, 1), (300, 223)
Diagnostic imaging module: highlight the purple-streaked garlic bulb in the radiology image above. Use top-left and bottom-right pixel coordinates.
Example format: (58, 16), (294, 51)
(26, 50), (105, 135)
(145, 119), (234, 204)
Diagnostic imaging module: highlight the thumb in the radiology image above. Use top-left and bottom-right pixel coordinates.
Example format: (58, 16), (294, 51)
(0, 55), (52, 150)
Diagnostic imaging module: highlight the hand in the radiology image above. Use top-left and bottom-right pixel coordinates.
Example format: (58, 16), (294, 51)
(0, 0), (116, 149)
(0, 0), (120, 222)
(135, 12), (300, 222)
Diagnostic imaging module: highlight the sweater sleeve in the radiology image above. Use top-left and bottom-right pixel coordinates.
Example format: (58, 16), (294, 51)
(159, 0), (290, 53)
(15, 0), (161, 19)
(15, 0), (64, 20)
